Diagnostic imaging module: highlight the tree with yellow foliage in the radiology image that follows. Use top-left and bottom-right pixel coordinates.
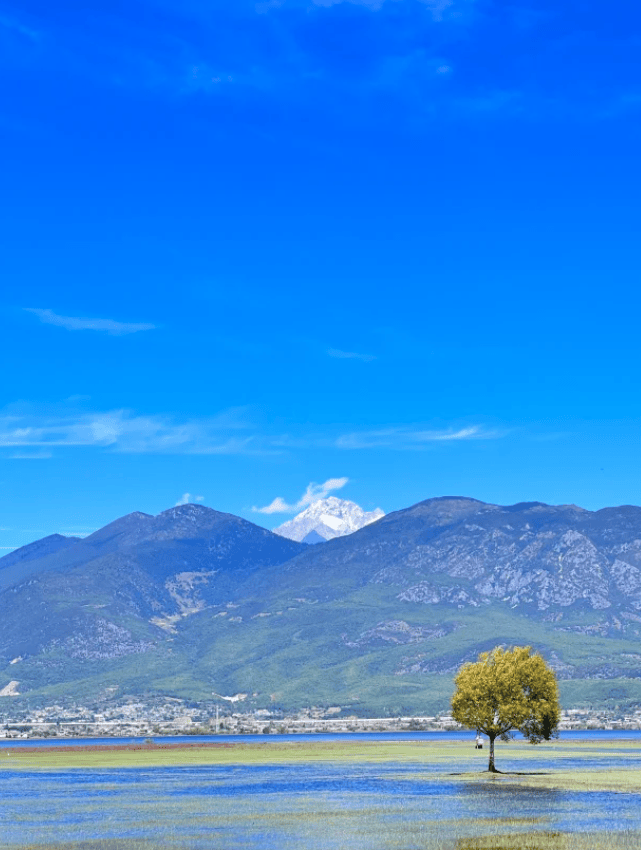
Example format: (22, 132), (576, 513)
(451, 645), (560, 772)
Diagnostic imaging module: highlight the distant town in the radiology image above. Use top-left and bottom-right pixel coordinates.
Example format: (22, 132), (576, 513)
(1, 699), (641, 739)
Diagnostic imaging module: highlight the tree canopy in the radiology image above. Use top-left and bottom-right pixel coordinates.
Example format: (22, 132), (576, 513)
(451, 645), (560, 772)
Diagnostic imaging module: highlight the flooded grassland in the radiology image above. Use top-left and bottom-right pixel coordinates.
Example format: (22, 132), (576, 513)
(2, 737), (641, 849)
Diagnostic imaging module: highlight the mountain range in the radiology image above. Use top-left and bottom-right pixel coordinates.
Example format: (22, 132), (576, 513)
(2, 496), (641, 715)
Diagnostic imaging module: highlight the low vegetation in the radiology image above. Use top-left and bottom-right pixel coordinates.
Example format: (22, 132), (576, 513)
(3, 737), (641, 790)
(455, 835), (641, 850)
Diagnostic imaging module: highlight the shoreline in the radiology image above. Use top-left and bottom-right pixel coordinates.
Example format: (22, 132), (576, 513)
(2, 725), (641, 743)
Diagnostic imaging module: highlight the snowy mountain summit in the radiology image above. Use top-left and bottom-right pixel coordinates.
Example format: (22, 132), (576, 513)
(273, 497), (385, 544)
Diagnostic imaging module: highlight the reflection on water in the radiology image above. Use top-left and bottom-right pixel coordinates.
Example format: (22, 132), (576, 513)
(2, 761), (641, 849)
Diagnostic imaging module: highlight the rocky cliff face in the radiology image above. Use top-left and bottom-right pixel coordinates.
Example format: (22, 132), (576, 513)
(271, 498), (641, 617)
(385, 501), (641, 615)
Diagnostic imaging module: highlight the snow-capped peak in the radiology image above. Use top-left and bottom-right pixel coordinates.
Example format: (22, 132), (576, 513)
(273, 497), (384, 544)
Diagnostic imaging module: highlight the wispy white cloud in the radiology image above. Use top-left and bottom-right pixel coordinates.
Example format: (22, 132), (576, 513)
(306, 0), (455, 18)
(0, 406), (265, 456)
(8, 451), (53, 460)
(25, 308), (156, 335)
(175, 492), (205, 506)
(336, 425), (502, 449)
(253, 476), (349, 514)
(188, 64), (234, 90)
(328, 348), (376, 363)
(0, 14), (40, 41)
(310, 0), (386, 8)
(0, 401), (507, 459)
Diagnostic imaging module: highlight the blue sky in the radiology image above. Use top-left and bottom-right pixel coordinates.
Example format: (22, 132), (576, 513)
(1, 0), (640, 550)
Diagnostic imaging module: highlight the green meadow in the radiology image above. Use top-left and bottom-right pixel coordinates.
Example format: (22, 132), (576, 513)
(5, 737), (641, 789)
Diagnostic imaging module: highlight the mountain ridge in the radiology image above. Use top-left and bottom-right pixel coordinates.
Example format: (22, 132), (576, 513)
(3, 496), (641, 714)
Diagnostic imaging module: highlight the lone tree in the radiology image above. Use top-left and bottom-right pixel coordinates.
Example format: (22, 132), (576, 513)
(451, 645), (560, 772)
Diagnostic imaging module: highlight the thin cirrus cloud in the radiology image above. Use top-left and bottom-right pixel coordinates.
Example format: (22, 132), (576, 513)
(24, 308), (156, 336)
(327, 348), (376, 363)
(8, 451), (53, 460)
(280, 0), (456, 18)
(0, 407), (263, 456)
(0, 13), (40, 40)
(335, 425), (503, 449)
(0, 404), (505, 457)
(252, 476), (349, 514)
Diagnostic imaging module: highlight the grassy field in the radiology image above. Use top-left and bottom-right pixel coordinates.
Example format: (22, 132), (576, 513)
(456, 835), (641, 849)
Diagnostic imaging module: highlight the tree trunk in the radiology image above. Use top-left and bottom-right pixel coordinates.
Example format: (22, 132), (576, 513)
(488, 734), (497, 772)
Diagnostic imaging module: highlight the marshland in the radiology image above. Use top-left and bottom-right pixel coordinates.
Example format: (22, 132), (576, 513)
(2, 733), (641, 849)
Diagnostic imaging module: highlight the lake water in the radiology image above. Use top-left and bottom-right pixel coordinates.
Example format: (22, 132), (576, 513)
(2, 732), (641, 848)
